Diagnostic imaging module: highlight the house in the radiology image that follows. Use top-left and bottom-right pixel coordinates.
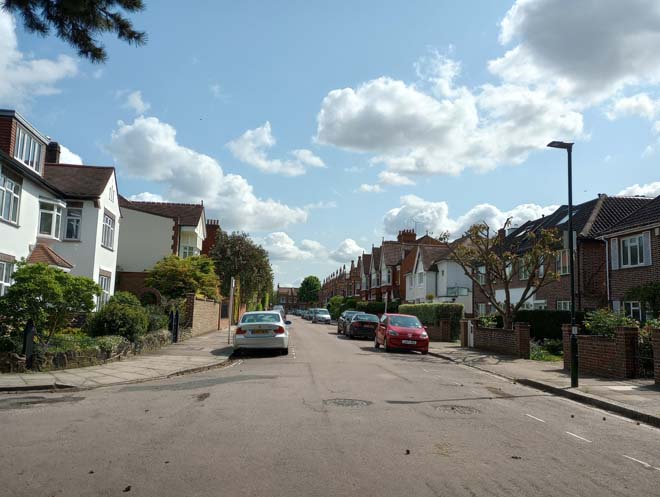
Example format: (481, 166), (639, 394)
(276, 285), (299, 312)
(359, 253), (371, 301)
(473, 194), (653, 316)
(599, 194), (660, 320)
(0, 110), (120, 305)
(116, 196), (206, 298)
(201, 218), (221, 255)
(368, 246), (382, 301)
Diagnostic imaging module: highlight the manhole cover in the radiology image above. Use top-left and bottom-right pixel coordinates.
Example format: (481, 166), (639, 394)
(433, 405), (480, 415)
(323, 398), (372, 408)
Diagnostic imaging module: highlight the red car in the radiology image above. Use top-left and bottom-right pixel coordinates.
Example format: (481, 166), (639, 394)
(374, 313), (429, 355)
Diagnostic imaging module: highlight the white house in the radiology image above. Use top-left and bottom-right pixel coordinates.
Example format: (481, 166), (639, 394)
(405, 245), (473, 313)
(0, 110), (120, 305)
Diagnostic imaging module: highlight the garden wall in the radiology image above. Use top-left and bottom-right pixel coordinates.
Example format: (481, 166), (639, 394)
(470, 321), (530, 358)
(426, 319), (451, 341)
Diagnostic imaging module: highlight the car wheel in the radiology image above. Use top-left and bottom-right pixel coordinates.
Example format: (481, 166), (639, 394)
(348, 328), (354, 339)
(281, 348), (289, 356)
(337, 325), (342, 334)
(421, 349), (428, 355)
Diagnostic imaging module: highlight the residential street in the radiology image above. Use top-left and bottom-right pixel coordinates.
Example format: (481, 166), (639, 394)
(1, 317), (659, 497)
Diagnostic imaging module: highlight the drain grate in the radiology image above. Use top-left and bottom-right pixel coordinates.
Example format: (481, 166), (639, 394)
(323, 398), (372, 408)
(433, 405), (480, 415)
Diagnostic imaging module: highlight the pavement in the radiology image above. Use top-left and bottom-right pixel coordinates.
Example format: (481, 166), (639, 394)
(2, 316), (659, 497)
(0, 328), (235, 391)
(428, 341), (660, 428)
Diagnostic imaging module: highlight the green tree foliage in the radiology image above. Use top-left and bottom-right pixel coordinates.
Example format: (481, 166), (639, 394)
(298, 276), (321, 304)
(583, 308), (638, 337)
(0, 262), (100, 343)
(448, 219), (562, 330)
(85, 294), (149, 342)
(3, 0), (147, 63)
(211, 229), (273, 308)
(625, 282), (660, 319)
(146, 255), (219, 300)
(326, 295), (344, 320)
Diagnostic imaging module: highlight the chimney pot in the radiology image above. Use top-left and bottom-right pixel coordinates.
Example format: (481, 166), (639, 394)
(46, 141), (61, 164)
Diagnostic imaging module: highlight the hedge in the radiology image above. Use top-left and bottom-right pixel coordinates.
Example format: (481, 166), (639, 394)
(355, 301), (399, 315)
(491, 310), (585, 340)
(398, 303), (464, 339)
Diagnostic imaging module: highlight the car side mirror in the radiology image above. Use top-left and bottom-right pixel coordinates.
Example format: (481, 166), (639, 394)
(424, 326), (428, 330)
(285, 320), (292, 325)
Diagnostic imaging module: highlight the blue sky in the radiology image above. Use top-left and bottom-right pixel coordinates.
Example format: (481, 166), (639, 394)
(2, 0), (659, 287)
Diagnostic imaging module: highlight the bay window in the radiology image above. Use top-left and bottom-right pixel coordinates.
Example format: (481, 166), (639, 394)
(39, 201), (63, 238)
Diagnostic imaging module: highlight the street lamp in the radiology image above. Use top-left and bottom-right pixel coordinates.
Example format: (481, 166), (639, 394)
(547, 141), (578, 388)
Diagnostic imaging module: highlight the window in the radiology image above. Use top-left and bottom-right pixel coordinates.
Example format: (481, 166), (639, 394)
(102, 212), (115, 249)
(556, 249), (571, 275)
(98, 273), (111, 308)
(280, 297), (286, 304)
(557, 300), (571, 311)
(0, 170), (20, 224)
(533, 300), (547, 310)
(519, 264), (530, 280)
(39, 201), (62, 238)
(386, 268), (392, 284)
(0, 261), (13, 296)
(13, 126), (42, 173)
(621, 235), (645, 267)
(407, 275), (413, 289)
(64, 208), (82, 240)
(181, 245), (197, 258)
(417, 272), (424, 285)
(478, 303), (487, 316)
(624, 301), (642, 321)
(109, 185), (115, 203)
(476, 266), (486, 285)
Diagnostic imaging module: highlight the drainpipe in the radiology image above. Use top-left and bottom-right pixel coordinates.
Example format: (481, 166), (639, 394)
(605, 239), (610, 305)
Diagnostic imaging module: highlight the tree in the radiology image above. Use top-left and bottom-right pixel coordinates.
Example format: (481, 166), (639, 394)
(298, 276), (321, 304)
(326, 295), (344, 320)
(146, 255), (219, 300)
(0, 262), (100, 343)
(448, 219), (562, 330)
(211, 229), (273, 308)
(2, 0), (147, 63)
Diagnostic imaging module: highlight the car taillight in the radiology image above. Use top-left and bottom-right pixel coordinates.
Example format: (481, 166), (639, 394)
(235, 327), (245, 335)
(274, 326), (285, 334)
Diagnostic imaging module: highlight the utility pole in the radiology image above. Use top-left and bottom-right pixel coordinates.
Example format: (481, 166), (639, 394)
(227, 277), (235, 345)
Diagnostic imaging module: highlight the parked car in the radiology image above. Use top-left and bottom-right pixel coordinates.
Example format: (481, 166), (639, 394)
(374, 313), (429, 354)
(272, 304), (286, 319)
(337, 310), (360, 334)
(312, 308), (331, 324)
(234, 311), (291, 355)
(346, 313), (379, 339)
(302, 309), (312, 320)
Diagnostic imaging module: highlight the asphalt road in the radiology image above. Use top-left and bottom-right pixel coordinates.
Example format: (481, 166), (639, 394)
(1, 316), (659, 497)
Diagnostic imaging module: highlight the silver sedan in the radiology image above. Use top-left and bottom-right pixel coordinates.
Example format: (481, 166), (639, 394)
(234, 311), (291, 355)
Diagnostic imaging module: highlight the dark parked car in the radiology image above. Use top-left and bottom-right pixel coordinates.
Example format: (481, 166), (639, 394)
(337, 310), (360, 334)
(346, 313), (379, 339)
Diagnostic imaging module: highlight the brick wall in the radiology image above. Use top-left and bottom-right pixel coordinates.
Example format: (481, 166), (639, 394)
(564, 325), (640, 379)
(609, 229), (660, 302)
(0, 116), (15, 155)
(653, 329), (660, 385)
(183, 293), (221, 337)
(471, 322), (530, 358)
(427, 319), (452, 341)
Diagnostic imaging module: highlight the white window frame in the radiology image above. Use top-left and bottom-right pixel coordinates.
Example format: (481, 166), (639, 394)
(519, 263), (530, 281)
(0, 170), (21, 224)
(621, 235), (645, 268)
(64, 207), (83, 240)
(13, 126), (42, 173)
(181, 245), (197, 258)
(476, 266), (486, 285)
(557, 300), (571, 311)
(417, 272), (424, 286)
(0, 261), (13, 296)
(38, 200), (63, 239)
(556, 249), (570, 275)
(533, 300), (547, 310)
(477, 303), (487, 316)
(624, 301), (642, 321)
(386, 268), (392, 284)
(98, 273), (111, 308)
(102, 212), (115, 249)
(109, 185), (115, 203)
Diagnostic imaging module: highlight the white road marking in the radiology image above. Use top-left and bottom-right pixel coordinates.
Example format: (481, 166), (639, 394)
(525, 414), (546, 423)
(565, 432), (592, 443)
(623, 455), (660, 471)
(226, 360), (242, 369)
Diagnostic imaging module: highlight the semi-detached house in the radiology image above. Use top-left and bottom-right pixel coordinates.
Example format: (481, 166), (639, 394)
(0, 110), (120, 306)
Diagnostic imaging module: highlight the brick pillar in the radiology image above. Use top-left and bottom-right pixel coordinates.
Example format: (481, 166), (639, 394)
(459, 320), (468, 347)
(183, 293), (195, 329)
(439, 319), (451, 341)
(614, 326), (639, 379)
(652, 329), (660, 385)
(514, 322), (530, 359)
(562, 324), (572, 371)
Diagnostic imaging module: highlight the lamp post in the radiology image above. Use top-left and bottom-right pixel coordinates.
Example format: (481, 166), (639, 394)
(547, 141), (578, 388)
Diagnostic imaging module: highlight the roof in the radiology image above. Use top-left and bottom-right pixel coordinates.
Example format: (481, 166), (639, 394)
(0, 149), (63, 197)
(372, 247), (381, 271)
(119, 195), (204, 226)
(599, 195), (660, 235)
(27, 243), (74, 269)
(362, 254), (371, 275)
(382, 241), (403, 266)
(44, 163), (115, 199)
(277, 286), (298, 296)
(419, 245), (451, 271)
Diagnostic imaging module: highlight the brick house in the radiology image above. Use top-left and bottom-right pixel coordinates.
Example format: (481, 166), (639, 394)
(473, 194), (652, 316)
(201, 218), (221, 255)
(0, 109), (120, 306)
(368, 246), (382, 301)
(116, 196), (206, 298)
(599, 194), (660, 320)
(359, 253), (371, 301)
(276, 285), (299, 312)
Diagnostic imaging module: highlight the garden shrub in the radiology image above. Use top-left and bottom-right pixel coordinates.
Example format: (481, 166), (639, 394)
(47, 332), (97, 353)
(94, 335), (130, 354)
(356, 301), (386, 314)
(109, 291), (141, 306)
(399, 303), (464, 338)
(85, 301), (149, 342)
(143, 305), (170, 332)
(0, 334), (20, 353)
(583, 308), (638, 337)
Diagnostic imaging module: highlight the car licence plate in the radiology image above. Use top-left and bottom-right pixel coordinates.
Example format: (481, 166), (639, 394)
(251, 330), (269, 335)
(402, 340), (417, 345)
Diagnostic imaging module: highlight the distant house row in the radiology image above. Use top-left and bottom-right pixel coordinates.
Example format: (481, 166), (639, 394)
(320, 193), (660, 321)
(0, 109), (222, 306)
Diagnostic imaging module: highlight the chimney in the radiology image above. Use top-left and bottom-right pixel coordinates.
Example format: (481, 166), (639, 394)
(397, 228), (416, 243)
(46, 141), (61, 163)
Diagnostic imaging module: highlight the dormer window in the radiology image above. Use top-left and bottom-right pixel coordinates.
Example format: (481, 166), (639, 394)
(14, 126), (43, 173)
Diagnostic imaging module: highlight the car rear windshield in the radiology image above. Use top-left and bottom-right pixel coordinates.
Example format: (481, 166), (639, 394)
(389, 315), (422, 328)
(317, 310), (330, 316)
(241, 313), (281, 323)
(354, 314), (378, 322)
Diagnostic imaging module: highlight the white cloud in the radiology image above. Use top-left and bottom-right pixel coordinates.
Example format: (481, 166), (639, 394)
(128, 192), (166, 202)
(123, 90), (150, 114)
(0, 11), (78, 108)
(58, 145), (83, 165)
(491, 0), (660, 102)
(618, 182), (660, 197)
(330, 239), (365, 263)
(304, 200), (337, 210)
(383, 194), (558, 239)
(378, 171), (415, 186)
(107, 116), (307, 231)
(227, 122), (325, 176)
(358, 184), (384, 193)
(607, 93), (660, 121)
(263, 232), (315, 261)
(344, 166), (364, 173)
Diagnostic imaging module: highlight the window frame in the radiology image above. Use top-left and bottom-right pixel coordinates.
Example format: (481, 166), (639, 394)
(0, 261), (14, 296)
(556, 300), (571, 311)
(102, 211), (115, 250)
(556, 249), (571, 275)
(624, 301), (642, 321)
(64, 207), (83, 241)
(620, 235), (645, 268)
(98, 273), (111, 309)
(518, 263), (530, 281)
(38, 200), (63, 239)
(0, 170), (21, 225)
(476, 266), (486, 285)
(13, 125), (43, 173)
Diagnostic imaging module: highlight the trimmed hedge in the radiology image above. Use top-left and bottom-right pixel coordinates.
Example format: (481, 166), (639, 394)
(398, 303), (464, 339)
(355, 301), (400, 314)
(491, 310), (585, 340)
